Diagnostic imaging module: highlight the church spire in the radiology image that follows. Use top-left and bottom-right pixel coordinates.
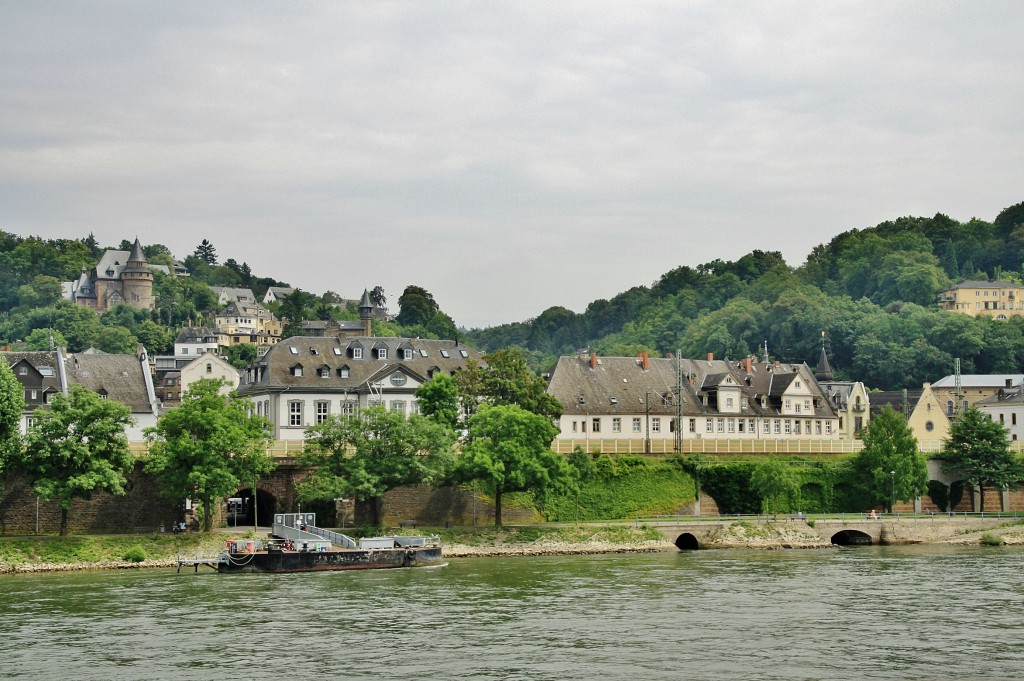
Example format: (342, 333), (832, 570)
(815, 331), (834, 382)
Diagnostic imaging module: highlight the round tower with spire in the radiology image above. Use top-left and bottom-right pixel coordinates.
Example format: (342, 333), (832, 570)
(121, 237), (155, 310)
(359, 288), (374, 336)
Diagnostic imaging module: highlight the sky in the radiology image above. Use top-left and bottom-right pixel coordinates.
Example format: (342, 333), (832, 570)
(1, 2), (1022, 329)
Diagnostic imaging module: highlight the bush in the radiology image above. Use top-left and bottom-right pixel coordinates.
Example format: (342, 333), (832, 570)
(981, 533), (1005, 546)
(122, 546), (147, 563)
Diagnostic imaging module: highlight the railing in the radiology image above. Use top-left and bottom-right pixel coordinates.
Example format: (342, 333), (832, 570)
(635, 511), (1024, 525)
(551, 437), (1024, 455)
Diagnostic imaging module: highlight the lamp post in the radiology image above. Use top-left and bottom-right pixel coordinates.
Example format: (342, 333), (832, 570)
(890, 470), (896, 514)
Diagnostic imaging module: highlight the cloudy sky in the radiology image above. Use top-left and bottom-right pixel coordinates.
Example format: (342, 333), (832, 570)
(2, 3), (1022, 328)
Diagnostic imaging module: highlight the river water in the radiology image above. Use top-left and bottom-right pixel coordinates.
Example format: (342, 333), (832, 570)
(2, 545), (1023, 680)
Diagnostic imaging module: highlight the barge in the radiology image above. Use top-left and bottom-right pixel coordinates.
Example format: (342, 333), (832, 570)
(180, 513), (443, 574)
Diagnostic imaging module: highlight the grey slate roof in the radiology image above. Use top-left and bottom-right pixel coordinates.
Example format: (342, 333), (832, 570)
(547, 355), (836, 418)
(65, 352), (154, 412)
(238, 336), (482, 395)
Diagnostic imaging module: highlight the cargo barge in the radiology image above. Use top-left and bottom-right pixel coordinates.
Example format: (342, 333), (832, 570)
(178, 513), (443, 574)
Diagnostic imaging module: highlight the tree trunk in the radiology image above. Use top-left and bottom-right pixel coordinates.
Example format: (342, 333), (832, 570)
(978, 482), (985, 513)
(59, 507), (69, 536)
(203, 498), (213, 532)
(494, 488), (503, 527)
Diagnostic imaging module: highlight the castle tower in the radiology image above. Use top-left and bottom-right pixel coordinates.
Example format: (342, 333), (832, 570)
(121, 238), (155, 310)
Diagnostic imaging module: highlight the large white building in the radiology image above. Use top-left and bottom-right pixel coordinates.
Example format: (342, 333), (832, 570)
(546, 351), (841, 451)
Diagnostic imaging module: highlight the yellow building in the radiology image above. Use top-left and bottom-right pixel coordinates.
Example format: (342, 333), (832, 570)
(215, 301), (282, 349)
(937, 280), (1024, 320)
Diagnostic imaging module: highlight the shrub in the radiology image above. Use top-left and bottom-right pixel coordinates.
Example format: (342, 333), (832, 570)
(981, 533), (1004, 546)
(806, 519), (816, 528)
(122, 546), (147, 563)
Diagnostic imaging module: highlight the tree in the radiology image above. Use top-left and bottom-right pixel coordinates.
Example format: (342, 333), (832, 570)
(942, 407), (1021, 512)
(415, 373), (461, 430)
(750, 458), (800, 518)
(396, 285), (439, 327)
(224, 343), (258, 370)
(455, 348), (562, 419)
(299, 406), (455, 527)
(0, 361), (26, 487)
(369, 285), (387, 311)
(852, 405), (928, 512)
(144, 379), (274, 532)
(20, 385), (135, 535)
(94, 326), (138, 354)
(193, 239), (218, 266)
(23, 328), (66, 351)
(454, 403), (570, 526)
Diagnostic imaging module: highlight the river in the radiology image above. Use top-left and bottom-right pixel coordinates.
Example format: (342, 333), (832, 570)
(2, 545), (1023, 680)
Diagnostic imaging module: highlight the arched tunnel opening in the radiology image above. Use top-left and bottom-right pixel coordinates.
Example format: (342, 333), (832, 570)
(831, 529), (872, 546)
(227, 488), (277, 528)
(675, 533), (700, 551)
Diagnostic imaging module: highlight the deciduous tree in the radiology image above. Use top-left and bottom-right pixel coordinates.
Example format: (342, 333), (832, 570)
(0, 361), (26, 487)
(750, 458), (800, 518)
(455, 403), (570, 526)
(21, 385), (135, 535)
(299, 406), (455, 527)
(415, 373), (461, 430)
(942, 407), (1021, 512)
(145, 379), (274, 531)
(852, 405), (928, 512)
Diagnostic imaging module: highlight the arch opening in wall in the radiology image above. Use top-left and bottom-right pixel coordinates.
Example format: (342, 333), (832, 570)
(227, 488), (277, 527)
(830, 529), (872, 546)
(675, 533), (700, 550)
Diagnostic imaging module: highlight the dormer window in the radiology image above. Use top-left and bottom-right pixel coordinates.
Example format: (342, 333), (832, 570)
(378, 348), (388, 360)
(319, 366), (330, 378)
(338, 366), (350, 378)
(310, 347), (319, 355)
(352, 347), (363, 360)
(404, 348), (413, 360)
(291, 364), (303, 377)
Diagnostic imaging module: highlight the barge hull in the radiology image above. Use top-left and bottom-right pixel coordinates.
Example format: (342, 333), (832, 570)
(218, 546), (443, 573)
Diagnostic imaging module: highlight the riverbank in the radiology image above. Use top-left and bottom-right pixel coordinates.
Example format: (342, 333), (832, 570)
(3, 519), (1023, 573)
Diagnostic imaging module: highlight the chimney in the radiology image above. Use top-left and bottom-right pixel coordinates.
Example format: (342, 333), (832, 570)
(590, 352), (598, 369)
(744, 357), (752, 373)
(707, 353), (714, 362)
(637, 352), (649, 370)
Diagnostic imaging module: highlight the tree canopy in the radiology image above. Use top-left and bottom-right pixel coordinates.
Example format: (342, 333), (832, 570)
(19, 385), (135, 535)
(299, 406), (456, 526)
(144, 379), (274, 531)
(0, 360), (26, 480)
(415, 373), (461, 430)
(942, 407), (1021, 512)
(455, 347), (562, 420)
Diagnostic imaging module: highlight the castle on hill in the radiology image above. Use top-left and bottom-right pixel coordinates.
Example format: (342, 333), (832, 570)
(62, 237), (165, 313)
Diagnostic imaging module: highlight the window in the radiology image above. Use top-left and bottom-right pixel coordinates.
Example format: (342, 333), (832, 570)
(612, 418), (621, 433)
(706, 419), (713, 433)
(315, 401), (329, 424)
(946, 400), (954, 416)
(352, 347), (363, 359)
(795, 381), (801, 388)
(289, 346), (298, 355)
(741, 398), (748, 410)
(738, 419), (745, 433)
(784, 420), (791, 434)
(339, 367), (350, 378)
(728, 419), (735, 433)
(785, 399), (791, 411)
(391, 401), (405, 415)
(717, 419), (724, 433)
(763, 420), (771, 434)
(592, 418), (601, 433)
(794, 421), (801, 435)
(726, 397), (734, 408)
(390, 372), (407, 386)
(632, 418), (642, 433)
(795, 403), (802, 414)
(25, 416), (34, 429)
(689, 418), (696, 433)
(925, 421), (934, 432)
(1014, 414), (1018, 426)
(825, 421), (832, 434)
(440, 350), (450, 358)
(572, 421), (578, 433)
(804, 400), (811, 412)
(404, 349), (413, 360)
(18, 366), (27, 375)
(748, 419), (755, 433)
(378, 348), (388, 360)
(815, 421), (822, 435)
(651, 418), (661, 432)
(320, 367), (330, 378)
(292, 365), (303, 377)
(289, 401), (303, 427)
(29, 389), (37, 400)
(342, 401), (356, 416)
(182, 348), (189, 355)
(460, 349), (468, 358)
(410, 401), (420, 415)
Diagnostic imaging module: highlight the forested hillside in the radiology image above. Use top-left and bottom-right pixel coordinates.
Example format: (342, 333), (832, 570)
(466, 201), (1024, 390)
(2, 200), (1023, 390)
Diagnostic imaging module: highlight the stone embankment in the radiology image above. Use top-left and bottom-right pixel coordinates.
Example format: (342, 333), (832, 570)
(443, 538), (674, 558)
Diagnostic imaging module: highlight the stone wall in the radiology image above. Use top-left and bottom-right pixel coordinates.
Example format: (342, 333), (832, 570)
(378, 484), (542, 527)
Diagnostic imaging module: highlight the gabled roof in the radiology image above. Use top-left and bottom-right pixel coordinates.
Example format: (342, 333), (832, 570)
(65, 352), (155, 413)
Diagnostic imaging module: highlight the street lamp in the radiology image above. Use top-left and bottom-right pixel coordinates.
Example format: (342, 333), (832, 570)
(890, 470), (896, 514)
